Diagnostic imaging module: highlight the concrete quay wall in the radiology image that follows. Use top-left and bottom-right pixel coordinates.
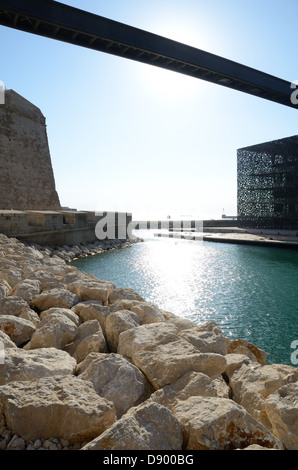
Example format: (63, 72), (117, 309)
(0, 210), (132, 246)
(133, 219), (237, 230)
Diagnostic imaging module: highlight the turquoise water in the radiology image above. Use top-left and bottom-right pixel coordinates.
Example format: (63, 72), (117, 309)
(72, 230), (298, 366)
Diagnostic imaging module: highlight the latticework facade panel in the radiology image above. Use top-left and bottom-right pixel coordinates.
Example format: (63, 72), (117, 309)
(237, 136), (298, 229)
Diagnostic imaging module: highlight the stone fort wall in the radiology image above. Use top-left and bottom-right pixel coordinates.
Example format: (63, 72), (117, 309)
(0, 90), (61, 211)
(0, 210), (133, 246)
(0, 90), (133, 246)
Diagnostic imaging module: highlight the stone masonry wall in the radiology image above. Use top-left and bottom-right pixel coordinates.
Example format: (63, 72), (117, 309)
(0, 90), (61, 211)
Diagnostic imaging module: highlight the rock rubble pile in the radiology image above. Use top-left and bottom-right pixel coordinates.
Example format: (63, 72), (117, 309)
(0, 233), (297, 451)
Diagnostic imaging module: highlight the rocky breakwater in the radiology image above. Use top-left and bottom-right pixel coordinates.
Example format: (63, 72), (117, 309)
(0, 233), (297, 451)
(29, 236), (143, 263)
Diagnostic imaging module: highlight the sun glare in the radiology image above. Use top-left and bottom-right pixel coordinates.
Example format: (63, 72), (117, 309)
(137, 17), (217, 101)
(144, 65), (197, 99)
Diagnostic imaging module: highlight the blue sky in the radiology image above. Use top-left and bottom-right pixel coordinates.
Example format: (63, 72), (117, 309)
(1, 0), (298, 220)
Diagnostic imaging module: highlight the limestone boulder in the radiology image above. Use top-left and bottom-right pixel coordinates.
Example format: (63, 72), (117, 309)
(77, 353), (152, 418)
(108, 299), (140, 312)
(81, 402), (183, 450)
(0, 375), (116, 444)
(108, 288), (145, 304)
(62, 269), (94, 285)
(67, 279), (115, 305)
(11, 279), (41, 302)
(42, 281), (68, 294)
(228, 338), (267, 365)
(40, 307), (81, 326)
(0, 330), (17, 349)
(227, 363), (285, 429)
(118, 321), (181, 359)
(0, 268), (24, 288)
(21, 259), (45, 278)
(213, 376), (231, 398)
(105, 310), (140, 352)
(0, 280), (11, 298)
(20, 246), (44, 261)
(30, 287), (80, 311)
(0, 294), (39, 327)
(174, 396), (283, 450)
(24, 312), (78, 350)
(0, 295), (39, 326)
(27, 270), (61, 291)
(130, 302), (165, 324)
(72, 300), (103, 312)
(39, 259), (70, 277)
(149, 371), (218, 411)
(0, 258), (18, 269)
(239, 444), (279, 450)
(0, 315), (36, 346)
(0, 348), (76, 385)
(0, 296), (31, 317)
(161, 310), (197, 331)
(65, 320), (108, 363)
(265, 383), (298, 450)
(72, 301), (110, 334)
(118, 323), (227, 389)
(18, 307), (40, 327)
(266, 363), (298, 385)
(178, 321), (229, 355)
(224, 353), (252, 377)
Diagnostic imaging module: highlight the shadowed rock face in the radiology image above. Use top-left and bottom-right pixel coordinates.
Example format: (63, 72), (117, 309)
(0, 89), (61, 211)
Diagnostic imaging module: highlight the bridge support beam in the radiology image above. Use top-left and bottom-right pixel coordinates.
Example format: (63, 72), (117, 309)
(0, 0), (296, 109)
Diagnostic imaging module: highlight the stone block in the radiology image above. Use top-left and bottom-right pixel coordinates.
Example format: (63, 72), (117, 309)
(27, 211), (63, 231)
(0, 211), (28, 235)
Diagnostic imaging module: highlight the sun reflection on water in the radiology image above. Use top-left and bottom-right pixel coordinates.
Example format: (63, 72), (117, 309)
(72, 230), (298, 365)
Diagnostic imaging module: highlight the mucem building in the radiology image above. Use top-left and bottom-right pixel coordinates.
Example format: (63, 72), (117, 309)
(237, 135), (298, 230)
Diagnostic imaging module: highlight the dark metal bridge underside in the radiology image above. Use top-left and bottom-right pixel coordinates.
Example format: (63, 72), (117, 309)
(0, 0), (297, 110)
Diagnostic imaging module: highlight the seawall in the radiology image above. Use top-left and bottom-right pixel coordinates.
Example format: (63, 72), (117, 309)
(0, 210), (132, 246)
(133, 219), (237, 230)
(149, 221), (298, 250)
